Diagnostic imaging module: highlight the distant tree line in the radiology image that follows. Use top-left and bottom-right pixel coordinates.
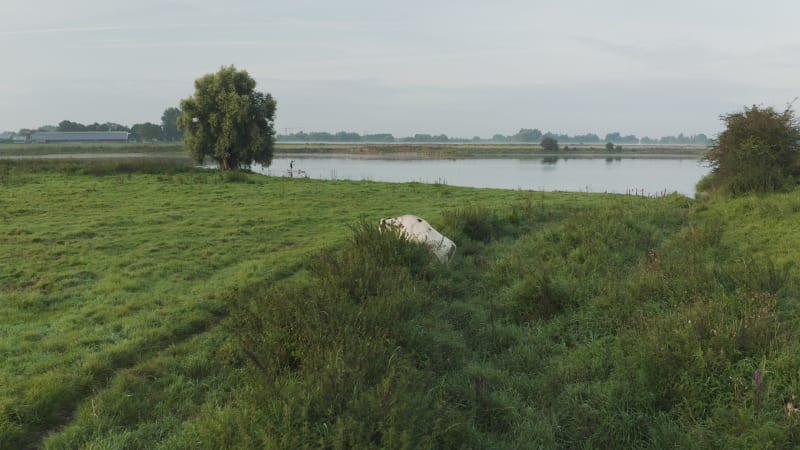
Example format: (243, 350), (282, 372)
(7, 119), (708, 146)
(277, 129), (710, 145)
(6, 107), (185, 142)
(280, 131), (397, 142)
(496, 129), (709, 145)
(55, 120), (130, 132)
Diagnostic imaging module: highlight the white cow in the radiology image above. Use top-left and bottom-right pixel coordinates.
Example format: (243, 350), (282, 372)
(380, 214), (457, 263)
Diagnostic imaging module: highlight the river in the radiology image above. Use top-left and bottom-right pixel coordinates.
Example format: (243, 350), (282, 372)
(253, 154), (709, 197)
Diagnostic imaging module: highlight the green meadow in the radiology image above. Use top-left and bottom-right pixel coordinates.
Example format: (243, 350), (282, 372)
(1, 159), (799, 448)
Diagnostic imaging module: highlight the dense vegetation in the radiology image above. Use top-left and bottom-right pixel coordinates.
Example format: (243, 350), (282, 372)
(2, 159), (799, 448)
(230, 191), (800, 448)
(704, 105), (800, 195)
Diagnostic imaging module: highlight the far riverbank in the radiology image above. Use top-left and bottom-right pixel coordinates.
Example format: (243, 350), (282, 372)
(0, 142), (708, 159)
(275, 142), (708, 158)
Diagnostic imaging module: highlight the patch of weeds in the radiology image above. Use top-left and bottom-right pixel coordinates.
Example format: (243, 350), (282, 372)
(442, 205), (503, 243)
(221, 171), (252, 183)
(506, 272), (574, 322)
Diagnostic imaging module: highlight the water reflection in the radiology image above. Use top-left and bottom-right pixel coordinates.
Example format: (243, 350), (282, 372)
(541, 156), (559, 165)
(247, 154), (710, 197)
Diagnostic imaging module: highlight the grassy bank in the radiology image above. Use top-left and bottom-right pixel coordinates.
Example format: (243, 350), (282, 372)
(0, 141), (707, 159)
(1, 159), (797, 448)
(0, 142), (185, 158)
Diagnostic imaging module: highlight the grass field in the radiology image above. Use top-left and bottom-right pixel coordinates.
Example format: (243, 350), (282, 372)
(1, 159), (798, 448)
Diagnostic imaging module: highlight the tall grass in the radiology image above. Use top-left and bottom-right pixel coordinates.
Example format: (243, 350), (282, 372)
(230, 188), (800, 448)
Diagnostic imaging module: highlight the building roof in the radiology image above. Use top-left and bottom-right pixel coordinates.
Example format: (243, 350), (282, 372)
(31, 131), (130, 142)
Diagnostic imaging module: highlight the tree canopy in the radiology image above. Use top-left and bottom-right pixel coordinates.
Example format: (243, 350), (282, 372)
(161, 107), (184, 142)
(57, 120), (130, 132)
(131, 122), (163, 141)
(541, 136), (559, 152)
(514, 128), (542, 142)
(179, 66), (277, 170)
(705, 104), (800, 194)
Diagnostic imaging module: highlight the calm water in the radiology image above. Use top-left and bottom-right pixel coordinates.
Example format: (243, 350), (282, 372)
(250, 154), (710, 197)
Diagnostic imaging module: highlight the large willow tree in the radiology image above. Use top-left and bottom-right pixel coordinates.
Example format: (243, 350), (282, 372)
(179, 66), (277, 170)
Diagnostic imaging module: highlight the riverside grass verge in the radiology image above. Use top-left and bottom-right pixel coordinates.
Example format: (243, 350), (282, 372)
(0, 141), (708, 159)
(0, 142), (185, 158)
(1, 159), (799, 448)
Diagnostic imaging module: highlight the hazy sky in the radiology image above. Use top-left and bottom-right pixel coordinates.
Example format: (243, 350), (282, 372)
(2, 0), (799, 138)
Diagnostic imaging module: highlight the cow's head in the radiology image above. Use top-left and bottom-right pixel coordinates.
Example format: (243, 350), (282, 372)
(380, 217), (404, 231)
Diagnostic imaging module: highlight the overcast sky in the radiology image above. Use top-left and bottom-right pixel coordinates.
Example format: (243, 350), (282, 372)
(2, 0), (799, 138)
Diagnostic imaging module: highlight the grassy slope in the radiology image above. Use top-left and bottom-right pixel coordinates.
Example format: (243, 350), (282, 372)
(1, 160), (798, 448)
(217, 185), (800, 448)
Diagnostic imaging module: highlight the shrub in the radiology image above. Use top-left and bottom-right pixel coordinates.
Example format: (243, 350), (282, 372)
(541, 136), (559, 152)
(705, 105), (800, 195)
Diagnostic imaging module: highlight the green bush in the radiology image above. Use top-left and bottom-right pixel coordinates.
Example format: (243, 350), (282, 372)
(706, 105), (800, 195)
(541, 136), (559, 152)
